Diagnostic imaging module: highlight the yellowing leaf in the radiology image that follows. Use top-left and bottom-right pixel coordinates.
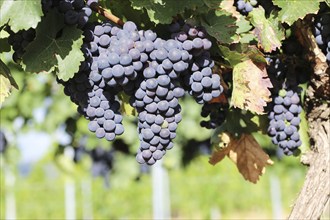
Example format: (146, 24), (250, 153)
(209, 133), (273, 183)
(249, 7), (282, 52)
(231, 59), (272, 114)
(0, 74), (11, 106)
(273, 0), (320, 26)
(0, 59), (18, 107)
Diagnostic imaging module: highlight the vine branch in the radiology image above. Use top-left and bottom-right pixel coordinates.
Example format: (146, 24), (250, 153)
(89, 2), (125, 26)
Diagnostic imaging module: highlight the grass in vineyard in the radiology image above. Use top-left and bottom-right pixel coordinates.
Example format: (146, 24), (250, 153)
(0, 152), (306, 219)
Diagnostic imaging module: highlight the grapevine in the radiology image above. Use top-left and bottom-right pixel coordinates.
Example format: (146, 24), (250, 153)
(1, 2), (329, 216)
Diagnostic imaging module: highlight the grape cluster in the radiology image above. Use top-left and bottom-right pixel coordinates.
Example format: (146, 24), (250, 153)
(7, 28), (36, 63)
(61, 21), (125, 142)
(42, 0), (92, 28)
(267, 89), (302, 155)
(234, 0), (258, 15)
(134, 66), (185, 164)
(265, 56), (287, 91)
(200, 103), (226, 129)
(90, 147), (114, 178)
(169, 20), (223, 104)
(266, 53), (303, 155)
(313, 5), (330, 63)
(59, 16), (224, 165)
(72, 144), (114, 187)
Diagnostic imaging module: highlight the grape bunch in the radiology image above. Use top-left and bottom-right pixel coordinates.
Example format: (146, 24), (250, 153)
(313, 4), (330, 63)
(234, 0), (258, 15)
(63, 20), (223, 165)
(71, 143), (114, 187)
(265, 56), (287, 91)
(267, 89), (302, 155)
(266, 53), (303, 155)
(42, 0), (92, 28)
(90, 147), (114, 187)
(7, 28), (36, 63)
(133, 61), (186, 164)
(169, 20), (223, 104)
(200, 102), (226, 129)
(61, 21), (125, 142)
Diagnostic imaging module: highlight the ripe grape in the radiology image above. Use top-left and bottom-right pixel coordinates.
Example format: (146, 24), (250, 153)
(268, 89), (302, 155)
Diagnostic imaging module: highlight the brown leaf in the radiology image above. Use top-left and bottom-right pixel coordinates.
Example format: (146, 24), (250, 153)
(209, 132), (231, 165)
(209, 133), (273, 183)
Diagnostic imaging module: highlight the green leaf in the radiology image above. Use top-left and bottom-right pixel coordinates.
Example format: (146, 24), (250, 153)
(0, 0), (43, 32)
(0, 59), (18, 107)
(325, 0), (330, 7)
(202, 0), (223, 8)
(238, 44), (267, 63)
(239, 33), (256, 44)
(130, 0), (204, 24)
(202, 10), (238, 44)
(218, 45), (248, 66)
(107, 0), (154, 29)
(273, 0), (321, 26)
(249, 7), (283, 52)
(236, 16), (252, 34)
(0, 29), (11, 53)
(0, 38), (10, 53)
(21, 10), (83, 80)
(56, 36), (84, 81)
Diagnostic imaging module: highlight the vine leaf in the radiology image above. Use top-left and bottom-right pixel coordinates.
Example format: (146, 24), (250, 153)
(21, 9), (84, 81)
(231, 59), (272, 114)
(0, 1), (43, 32)
(0, 38), (11, 53)
(221, 0), (251, 34)
(209, 133), (273, 183)
(272, 0), (321, 26)
(55, 36), (84, 81)
(202, 10), (238, 44)
(219, 45), (247, 66)
(130, 0), (203, 24)
(249, 7), (282, 52)
(0, 59), (18, 107)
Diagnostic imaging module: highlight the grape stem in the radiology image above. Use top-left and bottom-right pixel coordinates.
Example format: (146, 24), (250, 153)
(89, 2), (124, 26)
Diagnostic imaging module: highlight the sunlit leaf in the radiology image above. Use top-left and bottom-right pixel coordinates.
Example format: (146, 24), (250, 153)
(249, 7), (283, 52)
(231, 59), (272, 114)
(0, 0), (43, 32)
(273, 0), (321, 26)
(0, 59), (18, 107)
(22, 9), (84, 81)
(210, 133), (273, 183)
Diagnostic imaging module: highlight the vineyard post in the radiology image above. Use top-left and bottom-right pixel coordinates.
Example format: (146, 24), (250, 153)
(64, 147), (76, 220)
(152, 160), (171, 219)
